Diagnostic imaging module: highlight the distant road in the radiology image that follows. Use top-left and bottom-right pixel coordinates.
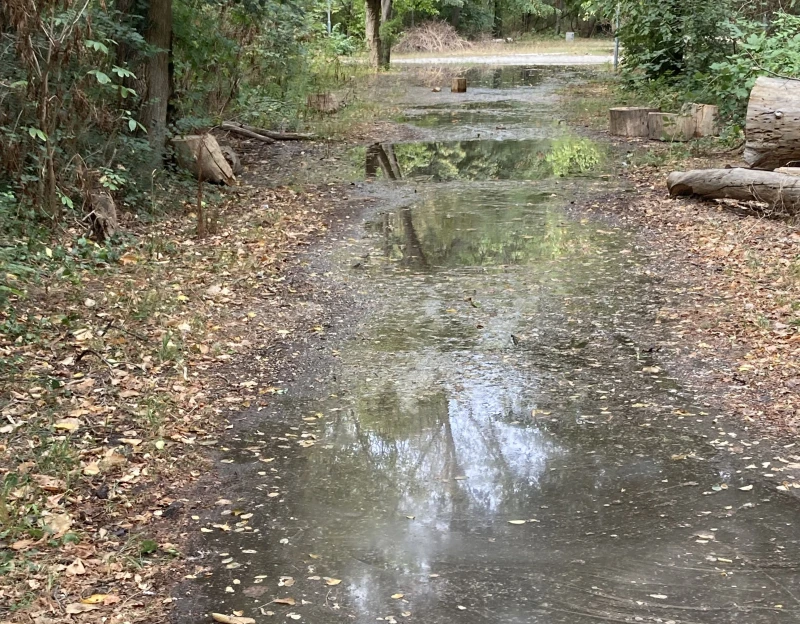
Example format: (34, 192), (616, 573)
(393, 53), (613, 66)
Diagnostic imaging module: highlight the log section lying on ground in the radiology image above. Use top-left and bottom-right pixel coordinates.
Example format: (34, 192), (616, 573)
(648, 113), (695, 141)
(744, 76), (800, 170)
(451, 77), (467, 93)
(609, 107), (659, 137)
(172, 134), (235, 185)
(221, 122), (315, 142)
(667, 168), (800, 210)
(690, 104), (719, 137)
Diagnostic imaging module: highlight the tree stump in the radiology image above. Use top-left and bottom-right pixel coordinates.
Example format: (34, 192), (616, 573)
(690, 104), (719, 137)
(744, 76), (800, 170)
(172, 134), (235, 185)
(451, 77), (467, 93)
(648, 113), (695, 142)
(667, 168), (800, 211)
(88, 192), (117, 241)
(307, 93), (341, 113)
(608, 107), (659, 137)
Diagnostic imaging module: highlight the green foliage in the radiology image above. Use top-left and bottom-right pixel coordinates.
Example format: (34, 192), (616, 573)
(706, 12), (800, 121)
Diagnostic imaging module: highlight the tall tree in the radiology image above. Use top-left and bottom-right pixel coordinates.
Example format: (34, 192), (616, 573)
(365, 0), (392, 69)
(140, 0), (173, 165)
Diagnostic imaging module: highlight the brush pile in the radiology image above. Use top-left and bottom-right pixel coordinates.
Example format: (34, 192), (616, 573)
(394, 21), (472, 53)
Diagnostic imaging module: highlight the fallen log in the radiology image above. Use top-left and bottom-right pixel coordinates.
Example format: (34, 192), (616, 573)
(667, 168), (800, 211)
(223, 122), (314, 141)
(609, 107), (659, 137)
(744, 76), (800, 170)
(220, 122), (275, 144)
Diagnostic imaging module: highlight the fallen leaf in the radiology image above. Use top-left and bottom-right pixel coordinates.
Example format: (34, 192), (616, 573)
(739, 484), (753, 491)
(508, 520), (527, 525)
(80, 594), (108, 604)
(65, 603), (99, 614)
(273, 598), (296, 606)
(324, 577), (341, 586)
(210, 614), (256, 624)
(53, 418), (82, 432)
(66, 559), (86, 576)
(391, 593), (404, 599)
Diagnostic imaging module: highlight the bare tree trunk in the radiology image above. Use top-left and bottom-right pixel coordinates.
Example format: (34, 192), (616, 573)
(379, 0), (393, 68)
(140, 0), (173, 166)
(365, 0), (382, 69)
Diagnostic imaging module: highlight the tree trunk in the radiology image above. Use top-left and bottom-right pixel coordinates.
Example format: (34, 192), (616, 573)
(608, 107), (659, 137)
(667, 168), (800, 212)
(140, 0), (173, 166)
(379, 0), (393, 68)
(365, 0), (382, 69)
(744, 76), (800, 170)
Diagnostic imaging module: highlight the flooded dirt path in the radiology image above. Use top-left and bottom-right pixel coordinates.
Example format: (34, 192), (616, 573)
(176, 67), (800, 624)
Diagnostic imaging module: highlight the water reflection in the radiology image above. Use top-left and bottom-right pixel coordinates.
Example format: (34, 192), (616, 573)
(365, 138), (605, 182)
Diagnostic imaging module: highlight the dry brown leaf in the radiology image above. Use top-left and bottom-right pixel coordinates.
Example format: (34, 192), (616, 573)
(210, 614), (256, 624)
(272, 597), (296, 606)
(65, 603), (99, 614)
(66, 558), (86, 576)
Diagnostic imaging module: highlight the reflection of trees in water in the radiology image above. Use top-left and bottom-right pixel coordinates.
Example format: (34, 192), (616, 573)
(373, 188), (595, 267)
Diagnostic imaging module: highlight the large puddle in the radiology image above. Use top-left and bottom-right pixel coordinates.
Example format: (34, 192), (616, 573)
(177, 66), (800, 623)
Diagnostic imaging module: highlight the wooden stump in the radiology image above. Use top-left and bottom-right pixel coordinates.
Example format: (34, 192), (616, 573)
(667, 168), (800, 211)
(744, 76), (800, 170)
(690, 104), (719, 137)
(451, 77), (467, 93)
(648, 113), (695, 142)
(88, 192), (117, 241)
(172, 134), (235, 185)
(608, 107), (659, 137)
(307, 93), (341, 114)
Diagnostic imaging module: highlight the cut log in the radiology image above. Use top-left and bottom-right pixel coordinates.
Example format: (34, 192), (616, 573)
(172, 134), (235, 185)
(667, 168), (800, 211)
(451, 77), (467, 93)
(648, 113), (695, 141)
(307, 93), (340, 113)
(690, 104), (719, 137)
(608, 107), (659, 137)
(744, 77), (800, 170)
(775, 167), (800, 177)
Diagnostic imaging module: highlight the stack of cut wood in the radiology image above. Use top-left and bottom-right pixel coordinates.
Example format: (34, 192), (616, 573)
(667, 77), (800, 212)
(609, 104), (719, 141)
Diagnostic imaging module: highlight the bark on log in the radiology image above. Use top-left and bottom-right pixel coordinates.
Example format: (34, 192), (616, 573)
(172, 134), (235, 185)
(220, 123), (276, 143)
(648, 113), (695, 141)
(690, 104), (719, 137)
(775, 167), (800, 177)
(451, 77), (467, 93)
(220, 145), (243, 175)
(667, 168), (800, 211)
(744, 77), (800, 170)
(608, 107), (659, 137)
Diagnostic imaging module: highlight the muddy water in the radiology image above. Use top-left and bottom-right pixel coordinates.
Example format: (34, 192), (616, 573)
(178, 67), (800, 623)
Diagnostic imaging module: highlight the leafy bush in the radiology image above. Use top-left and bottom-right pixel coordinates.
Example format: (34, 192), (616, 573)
(706, 12), (800, 121)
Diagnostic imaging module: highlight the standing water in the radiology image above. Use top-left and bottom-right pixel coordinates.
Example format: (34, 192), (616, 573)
(178, 67), (800, 623)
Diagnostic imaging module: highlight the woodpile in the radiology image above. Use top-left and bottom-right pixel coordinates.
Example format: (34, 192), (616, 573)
(665, 77), (800, 213)
(609, 104), (719, 140)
